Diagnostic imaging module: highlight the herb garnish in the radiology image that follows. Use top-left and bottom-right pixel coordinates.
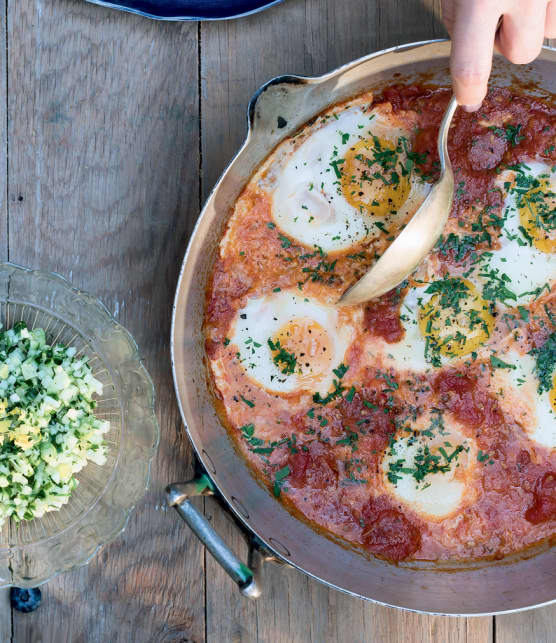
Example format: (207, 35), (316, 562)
(332, 363), (349, 379)
(313, 380), (345, 405)
(335, 430), (359, 451)
(490, 355), (517, 370)
(480, 267), (517, 304)
(278, 234), (292, 249)
(273, 465), (290, 497)
(240, 395), (255, 408)
(518, 306), (530, 322)
(425, 276), (470, 314)
(489, 123), (525, 147)
(267, 338), (297, 375)
(436, 231), (491, 263)
(387, 443), (465, 486)
(530, 331), (556, 394)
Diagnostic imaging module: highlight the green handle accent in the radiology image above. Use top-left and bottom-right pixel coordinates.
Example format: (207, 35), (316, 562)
(195, 473), (215, 495)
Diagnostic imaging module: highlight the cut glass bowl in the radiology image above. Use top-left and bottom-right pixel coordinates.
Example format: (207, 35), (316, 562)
(0, 263), (158, 587)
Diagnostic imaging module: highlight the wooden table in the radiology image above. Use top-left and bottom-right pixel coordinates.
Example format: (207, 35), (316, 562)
(0, 0), (554, 641)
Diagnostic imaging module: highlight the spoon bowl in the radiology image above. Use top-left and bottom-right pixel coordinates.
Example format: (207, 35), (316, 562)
(337, 95), (458, 306)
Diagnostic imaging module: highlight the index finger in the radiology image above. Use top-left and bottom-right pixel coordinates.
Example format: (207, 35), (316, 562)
(450, 2), (501, 110)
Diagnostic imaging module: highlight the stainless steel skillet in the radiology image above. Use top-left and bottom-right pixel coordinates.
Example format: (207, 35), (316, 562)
(168, 40), (556, 615)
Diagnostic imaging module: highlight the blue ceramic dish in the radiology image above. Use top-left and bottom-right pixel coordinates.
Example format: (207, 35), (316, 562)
(85, 0), (284, 20)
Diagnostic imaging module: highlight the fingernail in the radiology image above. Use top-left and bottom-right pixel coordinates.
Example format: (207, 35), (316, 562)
(463, 103), (481, 113)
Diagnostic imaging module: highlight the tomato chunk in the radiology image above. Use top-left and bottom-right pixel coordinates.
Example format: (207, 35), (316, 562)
(525, 472), (556, 524)
(360, 497), (421, 561)
(287, 448), (338, 490)
(364, 288), (405, 343)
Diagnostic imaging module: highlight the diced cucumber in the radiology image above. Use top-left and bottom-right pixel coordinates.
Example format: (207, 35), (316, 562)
(0, 322), (108, 525)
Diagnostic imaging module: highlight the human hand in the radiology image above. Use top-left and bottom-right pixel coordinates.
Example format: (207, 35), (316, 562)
(442, 0), (556, 111)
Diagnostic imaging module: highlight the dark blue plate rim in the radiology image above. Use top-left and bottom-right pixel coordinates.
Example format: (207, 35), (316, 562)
(85, 0), (284, 21)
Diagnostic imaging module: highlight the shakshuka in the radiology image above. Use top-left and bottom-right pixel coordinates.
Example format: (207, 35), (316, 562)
(204, 85), (556, 563)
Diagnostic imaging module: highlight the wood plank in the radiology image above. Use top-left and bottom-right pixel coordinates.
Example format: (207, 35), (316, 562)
(0, 0), (12, 638)
(496, 604), (556, 643)
(202, 1), (492, 641)
(6, 1), (203, 641)
(0, 0), (7, 256)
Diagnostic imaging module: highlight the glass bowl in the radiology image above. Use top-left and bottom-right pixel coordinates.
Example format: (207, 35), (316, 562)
(0, 263), (158, 587)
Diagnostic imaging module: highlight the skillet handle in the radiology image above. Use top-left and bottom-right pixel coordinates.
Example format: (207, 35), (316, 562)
(166, 475), (261, 599)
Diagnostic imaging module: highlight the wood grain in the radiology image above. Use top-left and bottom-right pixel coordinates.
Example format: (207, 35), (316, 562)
(496, 603), (556, 643)
(6, 0), (203, 641)
(0, 0), (6, 255)
(0, 0), (12, 639)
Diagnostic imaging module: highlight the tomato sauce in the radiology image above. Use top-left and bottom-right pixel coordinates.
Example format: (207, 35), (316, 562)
(364, 286), (405, 343)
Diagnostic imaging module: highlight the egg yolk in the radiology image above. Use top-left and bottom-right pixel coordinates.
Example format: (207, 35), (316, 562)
(549, 372), (556, 414)
(418, 278), (494, 360)
(271, 318), (332, 383)
(518, 178), (556, 253)
(341, 136), (410, 218)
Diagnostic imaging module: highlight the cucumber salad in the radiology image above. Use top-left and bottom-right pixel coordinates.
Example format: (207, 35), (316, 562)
(0, 322), (108, 526)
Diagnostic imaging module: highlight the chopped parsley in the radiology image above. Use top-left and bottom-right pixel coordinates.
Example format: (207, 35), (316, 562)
(240, 395), (255, 408)
(425, 276), (470, 314)
(313, 380), (345, 405)
(490, 355), (516, 370)
(377, 370), (398, 390)
(301, 257), (338, 284)
(278, 234), (292, 249)
(488, 123), (525, 147)
(424, 408), (448, 436)
(479, 267), (517, 304)
(387, 442), (465, 486)
(267, 338), (297, 375)
(335, 430), (359, 451)
(332, 363), (349, 379)
(518, 306), (530, 322)
(273, 465), (290, 497)
(240, 424), (293, 458)
(329, 159), (345, 179)
(512, 166), (556, 235)
(436, 231), (490, 263)
(530, 331), (556, 394)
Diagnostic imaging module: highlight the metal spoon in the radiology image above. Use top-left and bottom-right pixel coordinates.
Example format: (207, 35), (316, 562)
(337, 95), (458, 306)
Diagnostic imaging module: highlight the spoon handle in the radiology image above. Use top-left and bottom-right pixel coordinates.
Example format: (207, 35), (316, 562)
(437, 95), (458, 175)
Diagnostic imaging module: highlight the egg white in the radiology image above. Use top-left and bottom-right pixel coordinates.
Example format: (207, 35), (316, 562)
(229, 290), (355, 395)
(491, 348), (556, 450)
(474, 163), (556, 307)
(382, 410), (477, 519)
(382, 285), (430, 373)
(270, 105), (430, 253)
